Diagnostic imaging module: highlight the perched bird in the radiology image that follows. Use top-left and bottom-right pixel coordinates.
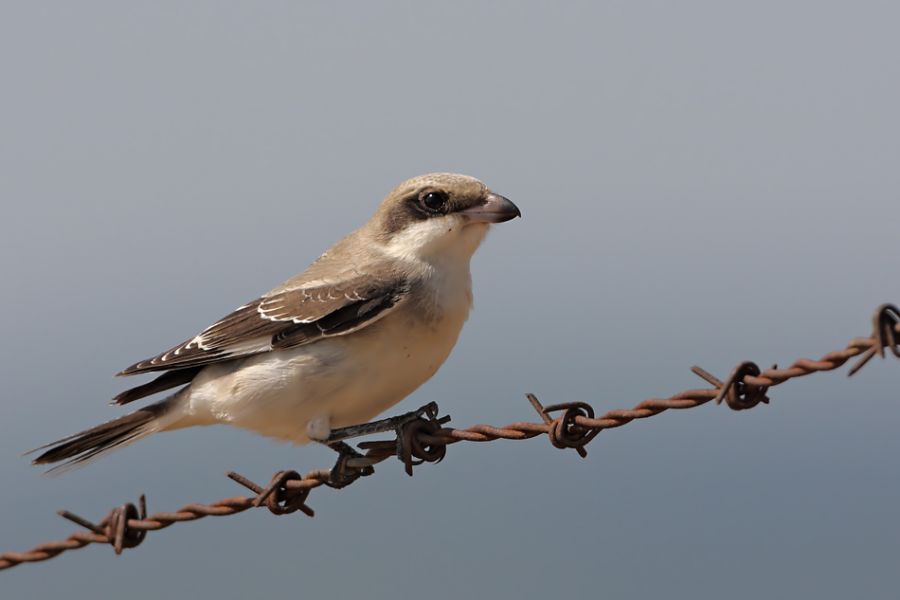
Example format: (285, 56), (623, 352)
(32, 173), (520, 472)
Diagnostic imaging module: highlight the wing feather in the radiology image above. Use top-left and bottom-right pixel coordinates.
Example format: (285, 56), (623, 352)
(118, 275), (408, 376)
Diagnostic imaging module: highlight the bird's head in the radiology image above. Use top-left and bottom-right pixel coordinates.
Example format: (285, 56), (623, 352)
(371, 172), (520, 263)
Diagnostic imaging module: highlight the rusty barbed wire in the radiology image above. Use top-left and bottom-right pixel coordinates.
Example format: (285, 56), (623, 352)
(2, 303), (898, 572)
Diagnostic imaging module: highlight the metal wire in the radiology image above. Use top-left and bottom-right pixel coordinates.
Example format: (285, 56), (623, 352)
(2, 303), (898, 572)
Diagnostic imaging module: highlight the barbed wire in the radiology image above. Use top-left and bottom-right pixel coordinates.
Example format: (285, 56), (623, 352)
(2, 303), (898, 572)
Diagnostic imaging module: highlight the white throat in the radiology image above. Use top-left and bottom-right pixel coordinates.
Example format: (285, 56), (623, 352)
(380, 219), (490, 267)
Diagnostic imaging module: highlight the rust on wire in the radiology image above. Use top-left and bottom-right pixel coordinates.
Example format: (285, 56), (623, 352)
(2, 303), (899, 572)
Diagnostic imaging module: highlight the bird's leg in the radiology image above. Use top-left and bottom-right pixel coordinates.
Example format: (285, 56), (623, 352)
(324, 401), (439, 444)
(306, 414), (375, 488)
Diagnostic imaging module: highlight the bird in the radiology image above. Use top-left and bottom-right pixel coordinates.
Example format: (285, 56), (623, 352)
(31, 172), (520, 472)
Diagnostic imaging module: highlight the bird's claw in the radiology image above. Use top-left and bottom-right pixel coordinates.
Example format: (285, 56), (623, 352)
(324, 441), (375, 489)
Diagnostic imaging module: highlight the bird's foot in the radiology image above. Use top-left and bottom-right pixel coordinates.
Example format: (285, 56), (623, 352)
(320, 402), (446, 482)
(325, 402), (440, 444)
(321, 440), (375, 489)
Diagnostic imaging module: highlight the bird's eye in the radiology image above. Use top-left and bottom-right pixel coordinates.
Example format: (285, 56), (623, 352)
(419, 191), (448, 213)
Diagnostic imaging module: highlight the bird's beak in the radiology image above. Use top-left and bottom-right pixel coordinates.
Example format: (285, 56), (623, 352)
(462, 192), (522, 224)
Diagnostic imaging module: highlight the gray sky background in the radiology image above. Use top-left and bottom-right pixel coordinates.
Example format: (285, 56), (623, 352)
(2, 2), (899, 598)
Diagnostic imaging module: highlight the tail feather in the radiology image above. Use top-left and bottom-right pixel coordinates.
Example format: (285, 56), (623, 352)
(30, 402), (171, 473)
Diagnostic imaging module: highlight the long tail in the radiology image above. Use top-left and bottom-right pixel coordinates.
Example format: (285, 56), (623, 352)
(29, 397), (178, 473)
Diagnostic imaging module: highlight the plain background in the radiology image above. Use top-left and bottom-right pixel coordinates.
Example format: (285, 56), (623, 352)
(2, 2), (898, 598)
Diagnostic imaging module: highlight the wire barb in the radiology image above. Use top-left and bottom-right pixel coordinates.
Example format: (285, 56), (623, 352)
(55, 495), (148, 556)
(2, 302), (899, 572)
(848, 303), (900, 376)
(691, 362), (772, 411)
(528, 394), (593, 458)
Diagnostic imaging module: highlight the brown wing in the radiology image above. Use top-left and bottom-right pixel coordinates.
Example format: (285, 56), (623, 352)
(117, 276), (409, 376)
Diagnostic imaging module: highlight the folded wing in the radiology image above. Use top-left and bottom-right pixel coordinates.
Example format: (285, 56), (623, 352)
(118, 275), (409, 376)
